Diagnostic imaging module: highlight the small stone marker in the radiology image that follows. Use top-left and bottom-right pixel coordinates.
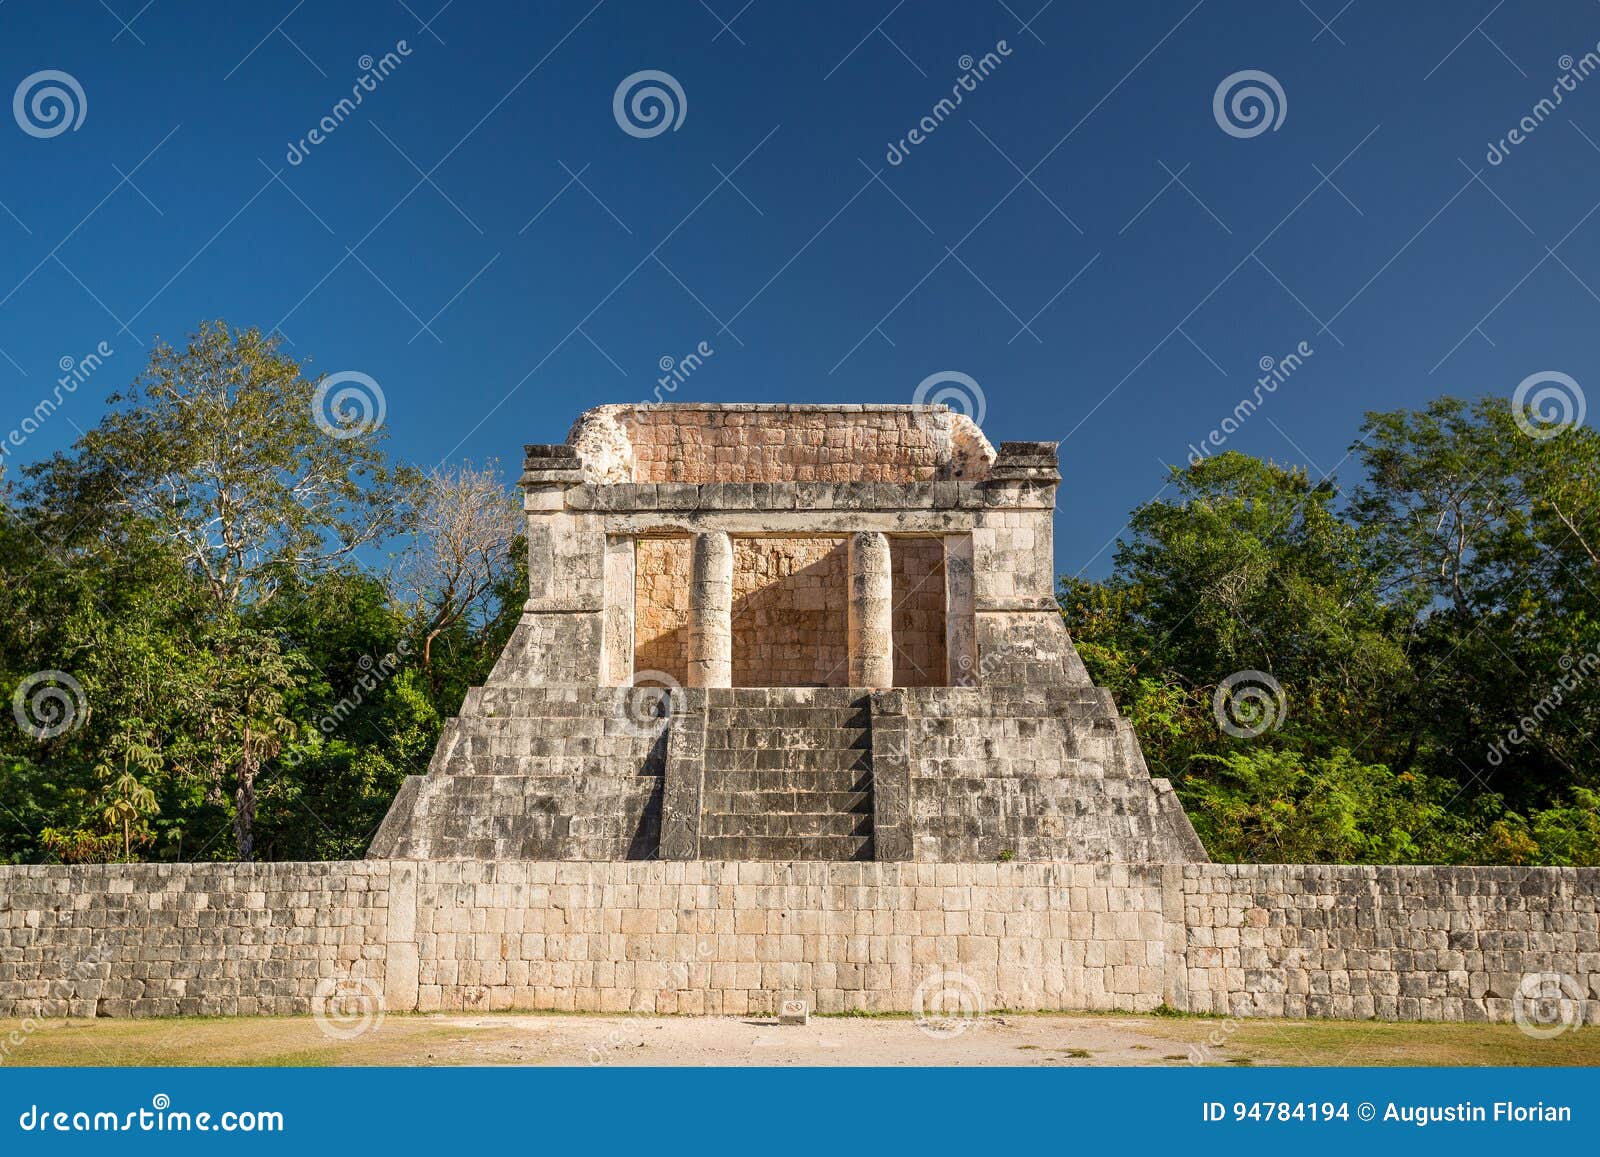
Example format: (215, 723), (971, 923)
(779, 999), (809, 1026)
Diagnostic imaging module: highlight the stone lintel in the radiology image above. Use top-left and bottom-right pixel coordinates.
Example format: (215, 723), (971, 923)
(603, 512), (977, 537)
(566, 480), (1055, 514)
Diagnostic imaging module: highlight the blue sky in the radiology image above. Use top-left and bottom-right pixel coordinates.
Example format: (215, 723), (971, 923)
(2, 0), (1598, 575)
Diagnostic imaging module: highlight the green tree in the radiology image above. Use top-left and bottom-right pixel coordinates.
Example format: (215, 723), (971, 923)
(96, 722), (162, 860)
(1350, 397), (1600, 806)
(23, 321), (415, 610)
(1062, 452), (1408, 775)
(1061, 399), (1599, 864)
(170, 624), (303, 862)
(1181, 748), (1452, 863)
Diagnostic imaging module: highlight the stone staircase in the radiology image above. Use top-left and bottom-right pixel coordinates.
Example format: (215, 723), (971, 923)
(696, 689), (875, 861)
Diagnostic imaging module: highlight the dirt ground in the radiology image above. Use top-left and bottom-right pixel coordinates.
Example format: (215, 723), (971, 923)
(2, 1011), (1595, 1067)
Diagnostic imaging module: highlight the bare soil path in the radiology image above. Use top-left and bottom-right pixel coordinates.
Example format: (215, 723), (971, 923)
(4, 1012), (1595, 1067)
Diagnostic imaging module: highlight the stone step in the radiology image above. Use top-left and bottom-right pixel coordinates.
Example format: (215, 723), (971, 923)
(696, 834), (874, 861)
(701, 811), (872, 838)
(703, 790), (873, 816)
(707, 710), (870, 729)
(454, 736), (665, 755)
(435, 755), (665, 778)
(704, 725), (870, 749)
(701, 769), (871, 793)
(704, 688), (871, 709)
(703, 748), (870, 772)
(463, 687), (679, 719)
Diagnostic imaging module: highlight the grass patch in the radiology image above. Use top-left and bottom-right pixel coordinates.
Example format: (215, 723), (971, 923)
(1148, 1003), (1225, 1020)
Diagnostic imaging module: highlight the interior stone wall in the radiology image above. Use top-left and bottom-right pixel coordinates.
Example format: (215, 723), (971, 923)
(634, 537), (691, 685)
(731, 538), (848, 687)
(620, 408), (988, 484)
(890, 538), (947, 687)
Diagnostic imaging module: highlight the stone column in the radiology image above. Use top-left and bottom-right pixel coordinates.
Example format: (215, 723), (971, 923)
(686, 531), (733, 688)
(847, 531), (894, 687)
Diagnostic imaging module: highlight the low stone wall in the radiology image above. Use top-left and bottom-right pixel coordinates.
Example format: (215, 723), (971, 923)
(0, 862), (394, 1018)
(411, 861), (1168, 1015)
(0, 861), (1594, 1023)
(1183, 865), (1600, 1022)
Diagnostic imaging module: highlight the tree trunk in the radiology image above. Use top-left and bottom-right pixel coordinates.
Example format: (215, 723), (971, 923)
(235, 730), (256, 863)
(234, 773), (255, 862)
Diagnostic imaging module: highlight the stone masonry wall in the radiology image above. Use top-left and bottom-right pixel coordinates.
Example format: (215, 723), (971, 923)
(0, 862), (395, 1018)
(410, 861), (1166, 1015)
(1182, 865), (1600, 1022)
(613, 406), (993, 484)
(2, 862), (1594, 1023)
(635, 536), (946, 689)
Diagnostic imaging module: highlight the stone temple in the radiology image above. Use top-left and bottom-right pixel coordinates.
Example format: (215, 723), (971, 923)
(6, 404), (1593, 1024)
(371, 403), (1205, 865)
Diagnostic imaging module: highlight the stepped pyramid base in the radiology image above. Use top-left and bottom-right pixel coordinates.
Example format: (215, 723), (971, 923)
(368, 685), (1206, 863)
